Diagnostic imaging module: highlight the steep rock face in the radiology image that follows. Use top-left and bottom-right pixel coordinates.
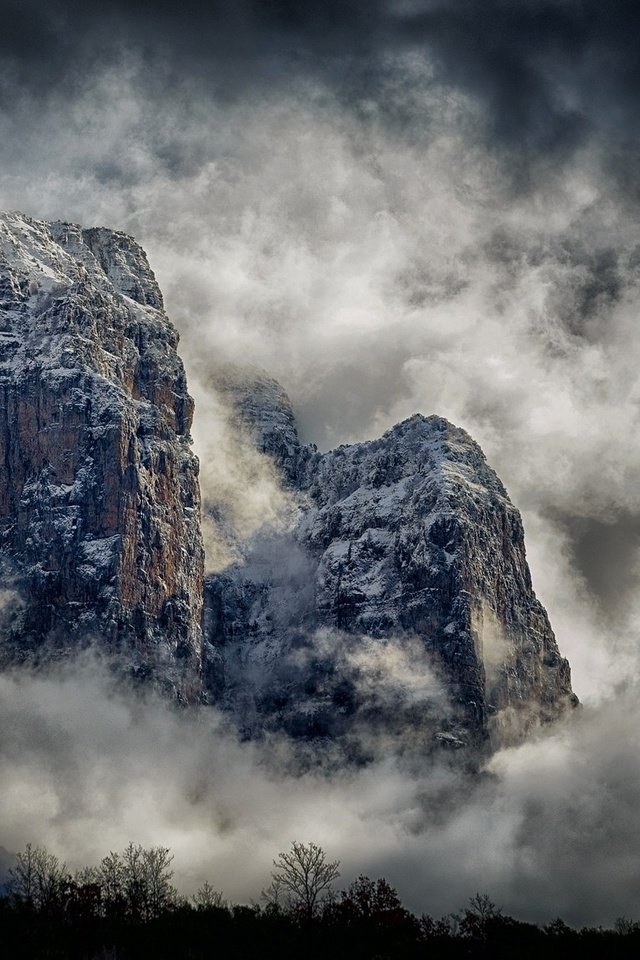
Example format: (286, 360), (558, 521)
(206, 372), (576, 755)
(0, 212), (204, 700)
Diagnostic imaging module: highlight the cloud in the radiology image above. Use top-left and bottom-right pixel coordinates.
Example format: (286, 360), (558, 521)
(5, 0), (640, 181)
(188, 375), (297, 572)
(2, 655), (640, 926)
(239, 626), (459, 758)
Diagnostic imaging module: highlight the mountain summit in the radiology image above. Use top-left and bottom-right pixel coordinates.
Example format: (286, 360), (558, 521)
(206, 368), (577, 757)
(0, 213), (576, 755)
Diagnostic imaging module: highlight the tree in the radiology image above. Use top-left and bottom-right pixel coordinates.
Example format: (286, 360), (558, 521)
(192, 881), (227, 911)
(544, 916), (572, 937)
(338, 875), (411, 928)
(269, 841), (340, 921)
(457, 892), (502, 941)
(98, 851), (126, 917)
(419, 913), (456, 941)
(97, 843), (176, 920)
(139, 845), (176, 920)
(8, 843), (68, 912)
(67, 868), (103, 921)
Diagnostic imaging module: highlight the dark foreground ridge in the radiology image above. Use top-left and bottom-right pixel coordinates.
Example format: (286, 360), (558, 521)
(0, 841), (638, 960)
(0, 212), (576, 758)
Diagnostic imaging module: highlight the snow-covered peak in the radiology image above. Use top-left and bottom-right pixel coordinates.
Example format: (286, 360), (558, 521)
(79, 226), (164, 309)
(205, 369), (576, 756)
(0, 212), (164, 312)
(300, 412), (509, 522)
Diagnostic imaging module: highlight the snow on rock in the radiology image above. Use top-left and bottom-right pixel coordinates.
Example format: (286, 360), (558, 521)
(0, 211), (577, 754)
(205, 373), (577, 758)
(210, 363), (305, 486)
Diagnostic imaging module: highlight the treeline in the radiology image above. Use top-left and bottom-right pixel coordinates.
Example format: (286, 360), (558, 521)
(1, 841), (640, 958)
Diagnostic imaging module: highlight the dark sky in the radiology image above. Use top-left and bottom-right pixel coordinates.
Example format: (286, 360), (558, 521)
(5, 0), (640, 210)
(5, 0), (640, 161)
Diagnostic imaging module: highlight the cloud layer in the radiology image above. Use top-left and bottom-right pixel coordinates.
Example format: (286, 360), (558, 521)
(2, 656), (640, 927)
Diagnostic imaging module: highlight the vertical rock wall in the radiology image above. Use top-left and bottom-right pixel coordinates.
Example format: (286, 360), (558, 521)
(0, 213), (204, 700)
(0, 212), (577, 750)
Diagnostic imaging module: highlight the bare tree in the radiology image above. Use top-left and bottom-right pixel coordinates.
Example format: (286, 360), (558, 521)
(457, 892), (502, 940)
(192, 881), (227, 911)
(97, 851), (126, 918)
(97, 844), (176, 920)
(8, 842), (40, 905)
(140, 845), (176, 920)
(269, 841), (340, 921)
(8, 843), (68, 912)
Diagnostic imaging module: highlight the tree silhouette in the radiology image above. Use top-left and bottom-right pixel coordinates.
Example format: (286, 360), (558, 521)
(338, 875), (412, 928)
(192, 881), (227, 911)
(268, 841), (340, 921)
(457, 892), (502, 941)
(8, 843), (68, 912)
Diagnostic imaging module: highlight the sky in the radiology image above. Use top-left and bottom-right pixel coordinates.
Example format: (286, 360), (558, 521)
(2, 0), (640, 926)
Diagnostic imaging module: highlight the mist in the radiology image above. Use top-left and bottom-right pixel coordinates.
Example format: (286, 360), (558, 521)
(1, 0), (640, 928)
(1, 654), (640, 927)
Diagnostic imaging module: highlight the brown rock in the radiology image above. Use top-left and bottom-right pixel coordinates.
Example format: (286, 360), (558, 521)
(0, 213), (204, 701)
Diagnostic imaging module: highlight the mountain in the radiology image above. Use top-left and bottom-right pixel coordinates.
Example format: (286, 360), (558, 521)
(206, 368), (577, 758)
(0, 212), (204, 701)
(0, 212), (576, 755)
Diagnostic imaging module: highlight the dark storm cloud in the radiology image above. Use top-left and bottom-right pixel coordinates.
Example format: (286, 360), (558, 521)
(0, 0), (384, 97)
(4, 0), (640, 166)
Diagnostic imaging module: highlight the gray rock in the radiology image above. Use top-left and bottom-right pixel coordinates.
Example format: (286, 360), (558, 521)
(205, 370), (577, 758)
(0, 214), (577, 757)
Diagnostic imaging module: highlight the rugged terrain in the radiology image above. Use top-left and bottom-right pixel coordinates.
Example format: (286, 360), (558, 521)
(0, 212), (576, 752)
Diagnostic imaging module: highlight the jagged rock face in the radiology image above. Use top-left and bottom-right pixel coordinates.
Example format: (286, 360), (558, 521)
(0, 212), (204, 700)
(206, 372), (577, 756)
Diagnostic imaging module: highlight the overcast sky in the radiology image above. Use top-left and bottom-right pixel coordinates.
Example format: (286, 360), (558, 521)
(2, 0), (640, 925)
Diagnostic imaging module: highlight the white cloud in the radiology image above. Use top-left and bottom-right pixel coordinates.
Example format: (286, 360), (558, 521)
(2, 657), (640, 926)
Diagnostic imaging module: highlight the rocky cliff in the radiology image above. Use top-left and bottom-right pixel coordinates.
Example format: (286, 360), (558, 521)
(206, 369), (577, 757)
(0, 212), (204, 700)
